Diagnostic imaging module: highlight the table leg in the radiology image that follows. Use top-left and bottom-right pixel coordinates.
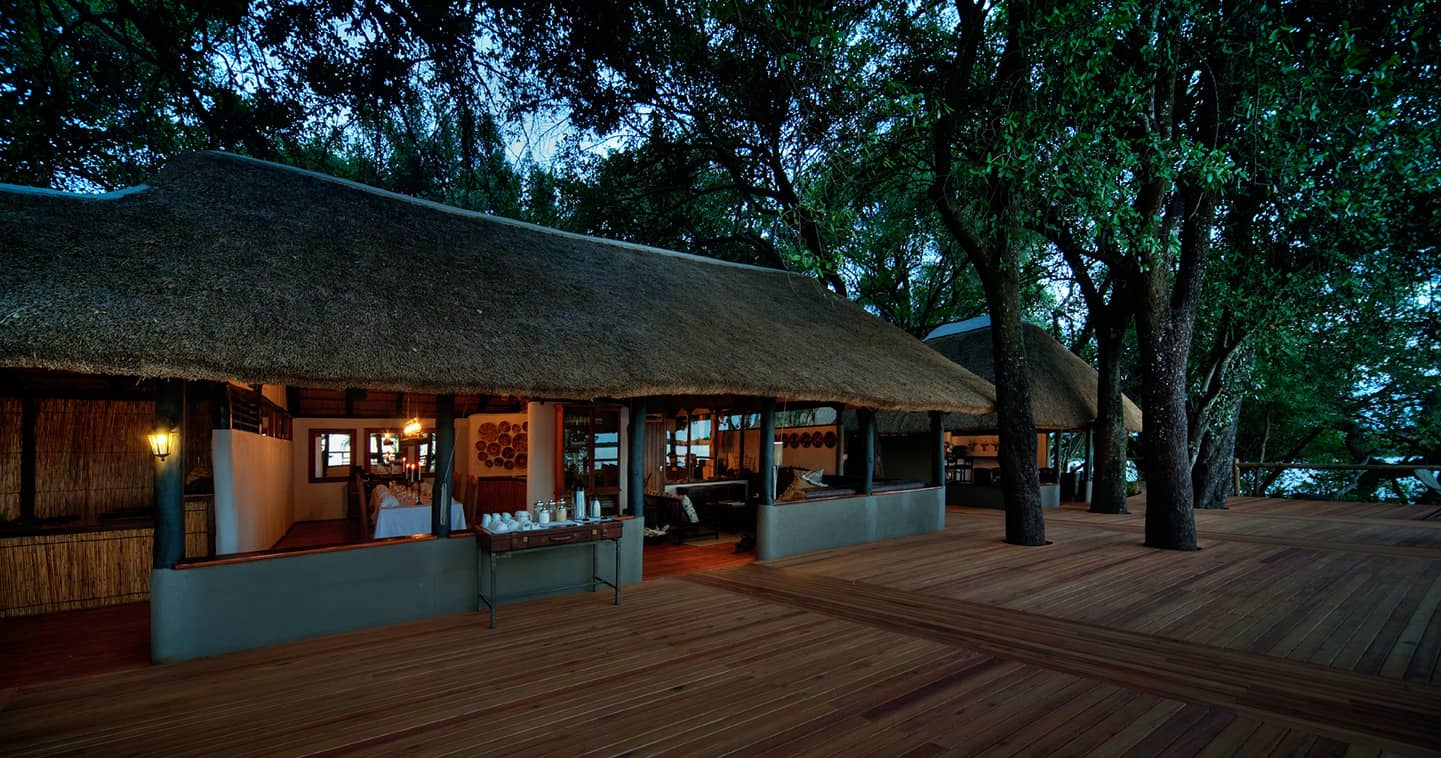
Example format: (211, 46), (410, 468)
(489, 550), (498, 629)
(613, 538), (621, 606)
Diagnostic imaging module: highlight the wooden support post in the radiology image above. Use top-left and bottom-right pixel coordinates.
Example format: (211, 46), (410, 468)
(859, 408), (875, 496)
(213, 382), (232, 429)
(153, 379), (185, 569)
(628, 397), (647, 520)
(19, 397), (35, 523)
(432, 394), (455, 537)
(759, 398), (777, 505)
(1054, 432), (1063, 473)
(738, 412), (747, 473)
(930, 411), (945, 488)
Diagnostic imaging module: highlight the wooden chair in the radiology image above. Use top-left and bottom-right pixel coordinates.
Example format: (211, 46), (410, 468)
(349, 470), (373, 539)
(644, 493), (720, 544)
(462, 476), (480, 528)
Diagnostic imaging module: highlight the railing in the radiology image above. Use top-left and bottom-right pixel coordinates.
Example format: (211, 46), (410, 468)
(1232, 460), (1440, 499)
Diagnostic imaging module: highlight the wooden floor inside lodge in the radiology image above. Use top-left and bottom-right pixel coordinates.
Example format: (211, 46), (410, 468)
(3, 495), (1440, 756)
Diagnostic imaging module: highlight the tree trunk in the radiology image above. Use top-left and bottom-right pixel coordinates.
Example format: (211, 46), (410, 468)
(987, 267), (1046, 546)
(1134, 188), (1212, 552)
(1090, 295), (1132, 514)
(1192, 395), (1240, 509)
(1136, 277), (1199, 549)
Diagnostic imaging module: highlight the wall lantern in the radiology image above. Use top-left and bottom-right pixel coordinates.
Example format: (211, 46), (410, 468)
(148, 427), (176, 461)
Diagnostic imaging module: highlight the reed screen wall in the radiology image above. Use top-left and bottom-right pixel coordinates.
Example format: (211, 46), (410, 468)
(33, 399), (154, 524)
(0, 496), (211, 617)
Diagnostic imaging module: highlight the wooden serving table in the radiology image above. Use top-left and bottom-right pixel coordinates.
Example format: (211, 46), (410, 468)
(475, 519), (624, 628)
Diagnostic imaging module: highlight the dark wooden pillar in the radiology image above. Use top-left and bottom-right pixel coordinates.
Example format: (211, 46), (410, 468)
(859, 408), (875, 496)
(152, 379), (185, 569)
(759, 398), (776, 505)
(1053, 432), (1064, 473)
(432, 394), (455, 537)
(19, 397), (36, 523)
(929, 411), (945, 487)
(738, 412), (747, 473)
(627, 397), (647, 520)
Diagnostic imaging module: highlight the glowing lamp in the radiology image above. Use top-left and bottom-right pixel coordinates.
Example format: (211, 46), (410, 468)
(403, 417), (423, 437)
(148, 428), (175, 461)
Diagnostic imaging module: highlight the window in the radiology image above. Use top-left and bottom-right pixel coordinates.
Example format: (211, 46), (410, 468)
(558, 405), (622, 512)
(664, 411), (713, 482)
(309, 429), (356, 482)
(364, 428), (436, 477)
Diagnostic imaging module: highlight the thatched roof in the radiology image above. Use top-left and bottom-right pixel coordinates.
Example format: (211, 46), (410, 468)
(0, 152), (995, 413)
(848, 319), (1142, 433)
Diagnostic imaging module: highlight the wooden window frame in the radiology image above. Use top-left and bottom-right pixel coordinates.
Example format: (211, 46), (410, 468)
(555, 404), (623, 502)
(308, 428), (357, 483)
(362, 427), (436, 478)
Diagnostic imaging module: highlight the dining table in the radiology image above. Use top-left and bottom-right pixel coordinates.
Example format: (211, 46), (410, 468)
(370, 484), (467, 538)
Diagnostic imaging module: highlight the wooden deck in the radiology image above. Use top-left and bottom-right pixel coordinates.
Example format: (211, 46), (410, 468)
(3, 496), (1440, 756)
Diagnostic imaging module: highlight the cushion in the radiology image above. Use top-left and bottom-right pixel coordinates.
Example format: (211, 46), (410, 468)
(779, 470), (826, 502)
(680, 495), (700, 523)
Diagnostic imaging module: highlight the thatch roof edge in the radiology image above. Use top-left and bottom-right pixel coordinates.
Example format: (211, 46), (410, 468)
(205, 152), (788, 276)
(0, 152), (999, 414)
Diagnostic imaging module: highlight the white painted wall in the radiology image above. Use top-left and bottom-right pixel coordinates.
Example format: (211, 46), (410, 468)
(260, 384), (288, 409)
(526, 402), (557, 506)
(213, 429), (294, 554)
(523, 402), (630, 514)
(774, 425), (840, 474)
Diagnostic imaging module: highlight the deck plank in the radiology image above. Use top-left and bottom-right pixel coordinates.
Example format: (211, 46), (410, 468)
(2, 495), (1439, 755)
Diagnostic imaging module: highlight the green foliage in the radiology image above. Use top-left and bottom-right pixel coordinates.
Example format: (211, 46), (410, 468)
(1188, 0), (1441, 499)
(0, 0), (271, 188)
(496, 0), (891, 292)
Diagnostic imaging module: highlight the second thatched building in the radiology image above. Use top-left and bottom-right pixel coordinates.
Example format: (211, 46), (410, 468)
(848, 316), (1142, 507)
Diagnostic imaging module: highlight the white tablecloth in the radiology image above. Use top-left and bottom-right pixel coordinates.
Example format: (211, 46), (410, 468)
(373, 497), (467, 538)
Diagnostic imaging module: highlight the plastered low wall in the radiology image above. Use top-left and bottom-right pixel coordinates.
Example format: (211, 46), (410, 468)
(756, 487), (945, 561)
(151, 518), (642, 663)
